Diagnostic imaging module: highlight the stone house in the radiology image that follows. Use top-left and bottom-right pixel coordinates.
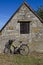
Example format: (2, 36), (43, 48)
(0, 2), (43, 53)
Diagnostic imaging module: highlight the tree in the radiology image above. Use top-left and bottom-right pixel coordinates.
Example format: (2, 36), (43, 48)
(37, 6), (43, 20)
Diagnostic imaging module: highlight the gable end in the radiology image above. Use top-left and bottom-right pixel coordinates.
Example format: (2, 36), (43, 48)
(0, 2), (43, 32)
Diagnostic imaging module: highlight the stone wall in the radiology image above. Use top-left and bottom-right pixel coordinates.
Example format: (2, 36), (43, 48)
(0, 3), (43, 53)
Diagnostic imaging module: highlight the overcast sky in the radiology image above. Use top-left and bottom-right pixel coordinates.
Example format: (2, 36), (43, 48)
(0, 0), (43, 29)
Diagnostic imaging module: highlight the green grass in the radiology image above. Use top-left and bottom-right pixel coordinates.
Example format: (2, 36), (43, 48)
(0, 54), (43, 65)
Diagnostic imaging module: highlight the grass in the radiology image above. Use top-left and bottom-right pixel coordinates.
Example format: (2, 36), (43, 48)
(0, 53), (43, 65)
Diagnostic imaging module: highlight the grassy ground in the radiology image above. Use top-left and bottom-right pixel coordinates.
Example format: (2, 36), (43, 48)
(0, 53), (43, 65)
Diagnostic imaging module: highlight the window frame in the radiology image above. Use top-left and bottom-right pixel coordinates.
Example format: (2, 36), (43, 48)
(18, 21), (30, 34)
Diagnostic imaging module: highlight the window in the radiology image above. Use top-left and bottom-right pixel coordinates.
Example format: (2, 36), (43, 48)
(20, 22), (30, 34)
(0, 32), (2, 35)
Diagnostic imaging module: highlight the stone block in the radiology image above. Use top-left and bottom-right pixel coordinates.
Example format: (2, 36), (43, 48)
(32, 27), (40, 33)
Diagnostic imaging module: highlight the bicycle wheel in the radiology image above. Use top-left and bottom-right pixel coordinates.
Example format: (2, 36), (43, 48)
(20, 44), (29, 55)
(4, 47), (10, 54)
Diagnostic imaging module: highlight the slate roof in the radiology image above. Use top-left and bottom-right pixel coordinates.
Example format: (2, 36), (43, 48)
(0, 2), (43, 32)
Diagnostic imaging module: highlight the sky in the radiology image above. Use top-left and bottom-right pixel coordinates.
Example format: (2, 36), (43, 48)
(0, 0), (43, 30)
